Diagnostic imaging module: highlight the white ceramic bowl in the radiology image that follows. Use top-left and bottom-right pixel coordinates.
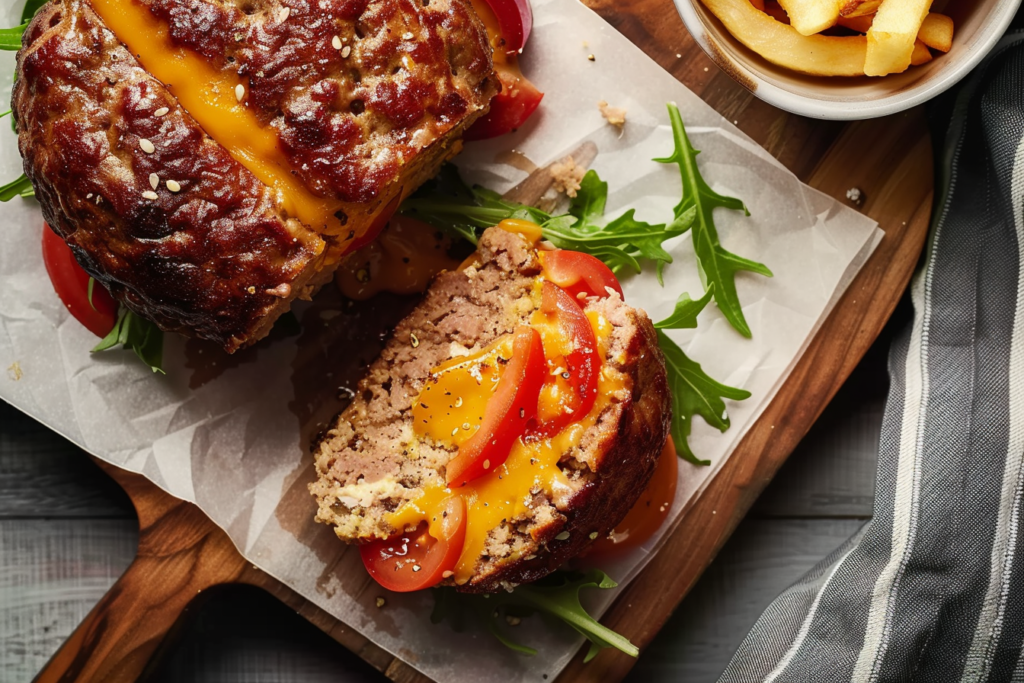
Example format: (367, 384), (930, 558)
(674, 0), (1022, 120)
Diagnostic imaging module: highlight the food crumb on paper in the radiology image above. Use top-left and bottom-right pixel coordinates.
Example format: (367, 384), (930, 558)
(846, 187), (864, 205)
(375, 596), (386, 608)
(587, 54), (595, 61)
(7, 362), (22, 381)
(550, 156), (586, 198)
(598, 100), (627, 129)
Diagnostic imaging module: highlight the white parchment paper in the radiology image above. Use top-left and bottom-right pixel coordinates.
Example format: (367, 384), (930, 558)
(0, 0), (881, 680)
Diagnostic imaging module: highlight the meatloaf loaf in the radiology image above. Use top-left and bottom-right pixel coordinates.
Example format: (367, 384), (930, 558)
(310, 226), (672, 592)
(13, 0), (497, 351)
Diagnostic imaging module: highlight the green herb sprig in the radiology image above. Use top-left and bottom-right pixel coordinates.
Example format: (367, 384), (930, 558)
(656, 103), (772, 338)
(431, 570), (637, 662)
(92, 308), (165, 374)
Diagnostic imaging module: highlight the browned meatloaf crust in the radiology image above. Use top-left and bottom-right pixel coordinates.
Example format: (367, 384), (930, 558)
(310, 228), (672, 592)
(13, 0), (496, 351)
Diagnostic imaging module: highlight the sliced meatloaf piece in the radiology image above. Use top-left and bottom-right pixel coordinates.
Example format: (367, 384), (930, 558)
(13, 0), (496, 352)
(310, 227), (672, 592)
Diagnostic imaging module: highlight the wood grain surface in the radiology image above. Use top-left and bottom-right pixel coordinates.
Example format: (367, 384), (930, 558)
(22, 0), (933, 680)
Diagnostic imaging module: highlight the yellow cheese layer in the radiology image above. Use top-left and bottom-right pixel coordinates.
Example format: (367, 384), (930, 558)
(90, 0), (352, 237)
(390, 292), (622, 584)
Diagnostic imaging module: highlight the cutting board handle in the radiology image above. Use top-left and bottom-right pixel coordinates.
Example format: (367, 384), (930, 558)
(33, 463), (249, 683)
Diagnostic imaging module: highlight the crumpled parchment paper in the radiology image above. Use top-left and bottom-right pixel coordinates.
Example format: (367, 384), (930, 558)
(0, 0), (880, 680)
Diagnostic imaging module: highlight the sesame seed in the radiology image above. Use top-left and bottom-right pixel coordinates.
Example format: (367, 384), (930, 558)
(154, 107), (169, 117)
(247, 286), (256, 294)
(142, 190), (158, 200)
(589, 531), (598, 539)
(277, 7), (290, 22)
(442, 570), (454, 578)
(139, 139), (155, 154)
(86, 193), (93, 199)
(412, 564), (421, 572)
(587, 54), (596, 61)
(451, 427), (459, 436)
(332, 35), (342, 49)
(454, 397), (463, 408)
(235, 84), (245, 102)
(148, 173), (159, 190)
(410, 332), (419, 348)
(341, 45), (351, 58)
(555, 531), (570, 541)
(166, 180), (181, 193)
(483, 459), (490, 469)
(402, 31), (414, 40)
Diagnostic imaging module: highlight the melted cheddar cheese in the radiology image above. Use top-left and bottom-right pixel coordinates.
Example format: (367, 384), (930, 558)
(387, 272), (624, 584)
(89, 0), (356, 238)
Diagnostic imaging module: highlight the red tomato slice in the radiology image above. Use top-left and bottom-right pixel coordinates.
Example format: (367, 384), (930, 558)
(531, 281), (600, 438)
(586, 439), (679, 558)
(345, 191), (402, 254)
(445, 325), (545, 486)
(481, 0), (532, 54)
(464, 63), (543, 141)
(360, 496), (467, 592)
(539, 250), (624, 302)
(41, 225), (118, 338)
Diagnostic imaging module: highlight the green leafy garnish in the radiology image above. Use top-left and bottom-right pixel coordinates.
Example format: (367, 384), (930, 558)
(0, 174), (33, 201)
(0, 22), (26, 51)
(400, 165), (546, 245)
(21, 0), (47, 23)
(401, 166), (684, 277)
(92, 309), (165, 374)
(431, 569), (637, 661)
(656, 330), (750, 466)
(654, 285), (714, 330)
(655, 103), (772, 338)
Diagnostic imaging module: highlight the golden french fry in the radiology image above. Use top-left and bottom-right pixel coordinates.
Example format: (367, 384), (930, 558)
(910, 39), (932, 65)
(777, 0), (842, 35)
(864, 0), (933, 76)
(836, 13), (873, 32)
(840, 0), (881, 17)
(918, 13), (953, 52)
(700, 0), (866, 76)
(749, 0), (766, 11)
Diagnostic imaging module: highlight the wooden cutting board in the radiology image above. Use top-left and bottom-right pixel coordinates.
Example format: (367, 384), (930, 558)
(31, 0), (933, 680)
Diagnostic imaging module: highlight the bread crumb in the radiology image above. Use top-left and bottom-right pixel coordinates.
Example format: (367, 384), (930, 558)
(598, 100), (627, 129)
(375, 596), (386, 608)
(550, 157), (585, 198)
(7, 362), (22, 381)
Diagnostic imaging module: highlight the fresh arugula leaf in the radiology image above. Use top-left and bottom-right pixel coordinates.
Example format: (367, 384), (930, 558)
(655, 103), (771, 338)
(430, 569), (637, 661)
(654, 284), (714, 330)
(399, 165), (548, 245)
(92, 309), (165, 374)
(0, 174), (32, 201)
(21, 0), (48, 23)
(0, 23), (25, 51)
(657, 330), (750, 465)
(568, 170), (607, 224)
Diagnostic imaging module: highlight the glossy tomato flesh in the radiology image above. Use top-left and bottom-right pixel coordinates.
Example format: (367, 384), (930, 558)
(41, 225), (118, 338)
(465, 64), (543, 141)
(540, 250), (624, 301)
(586, 439), (679, 558)
(445, 325), (545, 486)
(360, 496), (467, 592)
(531, 281), (600, 437)
(481, 0), (532, 54)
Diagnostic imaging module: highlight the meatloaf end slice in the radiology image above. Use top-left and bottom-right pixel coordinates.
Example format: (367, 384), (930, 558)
(310, 227), (672, 591)
(12, 0), (496, 352)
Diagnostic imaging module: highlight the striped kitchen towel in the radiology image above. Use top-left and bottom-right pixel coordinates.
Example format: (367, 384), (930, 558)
(719, 32), (1024, 683)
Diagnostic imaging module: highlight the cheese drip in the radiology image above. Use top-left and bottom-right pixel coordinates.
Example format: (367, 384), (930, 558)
(89, 0), (352, 237)
(390, 298), (621, 584)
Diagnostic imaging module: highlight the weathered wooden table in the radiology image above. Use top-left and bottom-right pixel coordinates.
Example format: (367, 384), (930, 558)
(0, 292), (901, 681)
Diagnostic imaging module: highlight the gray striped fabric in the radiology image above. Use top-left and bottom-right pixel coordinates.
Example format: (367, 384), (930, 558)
(719, 33), (1024, 683)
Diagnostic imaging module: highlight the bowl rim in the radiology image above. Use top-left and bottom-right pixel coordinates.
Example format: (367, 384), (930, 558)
(673, 0), (1024, 120)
